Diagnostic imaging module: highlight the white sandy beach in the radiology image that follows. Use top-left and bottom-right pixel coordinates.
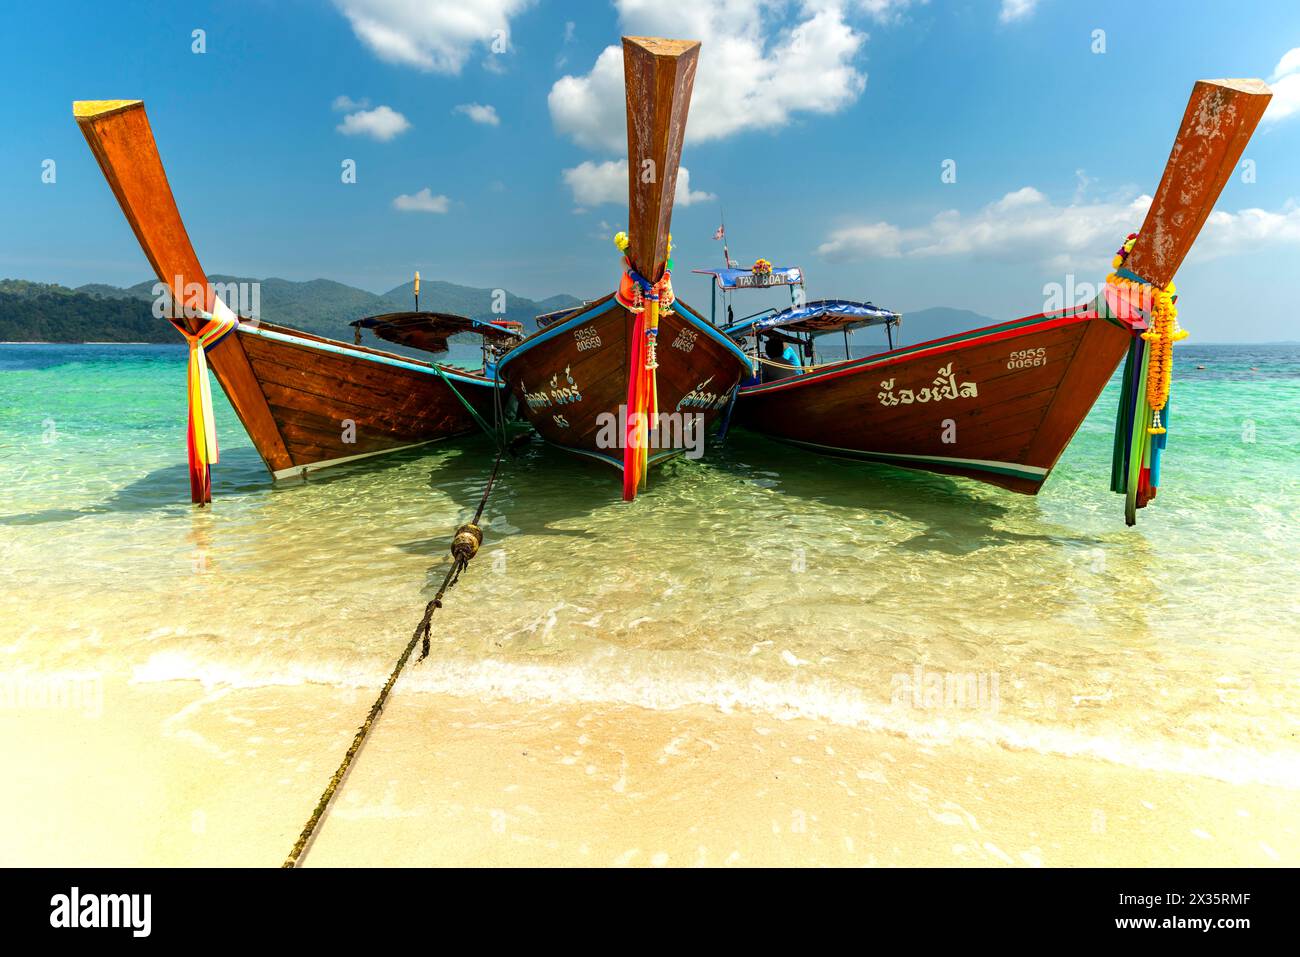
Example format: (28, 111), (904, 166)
(3, 674), (1294, 868)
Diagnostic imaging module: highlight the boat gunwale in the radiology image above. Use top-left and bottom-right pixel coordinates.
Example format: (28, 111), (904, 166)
(496, 294), (752, 377)
(736, 304), (1106, 398)
(241, 322), (501, 388)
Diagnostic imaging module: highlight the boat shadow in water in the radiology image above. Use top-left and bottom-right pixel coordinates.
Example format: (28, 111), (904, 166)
(0, 439), (485, 527)
(710, 429), (1108, 557)
(392, 435), (638, 559)
(0, 448), (272, 526)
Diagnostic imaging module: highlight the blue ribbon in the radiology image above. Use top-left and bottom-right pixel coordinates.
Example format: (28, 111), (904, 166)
(1114, 266), (1155, 287)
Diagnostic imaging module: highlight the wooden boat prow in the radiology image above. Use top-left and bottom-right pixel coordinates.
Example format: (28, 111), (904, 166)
(76, 99), (502, 498)
(1126, 78), (1272, 289)
(497, 36), (750, 494)
(622, 36), (700, 282)
(729, 77), (1270, 515)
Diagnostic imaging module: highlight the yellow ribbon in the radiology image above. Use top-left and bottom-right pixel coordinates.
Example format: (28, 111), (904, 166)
(181, 296), (238, 500)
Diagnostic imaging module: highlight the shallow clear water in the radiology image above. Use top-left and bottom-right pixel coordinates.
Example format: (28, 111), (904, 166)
(2, 342), (1298, 788)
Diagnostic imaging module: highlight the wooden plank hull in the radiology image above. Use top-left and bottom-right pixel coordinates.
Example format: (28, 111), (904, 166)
(734, 310), (1132, 494)
(235, 322), (499, 479)
(73, 99), (502, 488)
(498, 295), (751, 472)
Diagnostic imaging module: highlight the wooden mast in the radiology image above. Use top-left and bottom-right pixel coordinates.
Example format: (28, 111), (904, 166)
(622, 36), (700, 285)
(1124, 78), (1271, 289)
(620, 37), (700, 500)
(73, 100), (292, 475)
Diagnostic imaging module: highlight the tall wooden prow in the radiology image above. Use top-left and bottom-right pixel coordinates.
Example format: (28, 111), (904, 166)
(620, 36), (701, 499)
(1123, 78), (1271, 291)
(74, 100), (293, 501)
(1098, 78), (1270, 524)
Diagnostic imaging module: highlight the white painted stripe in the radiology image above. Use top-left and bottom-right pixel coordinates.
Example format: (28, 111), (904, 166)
(785, 438), (1049, 479)
(270, 437), (466, 480)
(239, 324), (499, 388)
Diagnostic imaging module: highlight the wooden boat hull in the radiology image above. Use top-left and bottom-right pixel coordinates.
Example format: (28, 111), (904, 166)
(73, 98), (503, 491)
(497, 294), (751, 472)
(734, 307), (1132, 494)
(234, 322), (500, 479)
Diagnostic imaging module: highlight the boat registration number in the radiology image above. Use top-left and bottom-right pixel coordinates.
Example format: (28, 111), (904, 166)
(1007, 347), (1046, 370)
(671, 328), (698, 353)
(574, 326), (602, 351)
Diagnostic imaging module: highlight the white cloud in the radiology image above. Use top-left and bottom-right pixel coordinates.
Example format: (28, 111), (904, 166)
(819, 188), (1149, 267)
(331, 95), (370, 112)
(336, 105), (411, 141)
(1275, 47), (1300, 77)
(815, 221), (906, 259)
(332, 0), (533, 74)
(562, 160), (714, 208)
(855, 0), (920, 22)
(818, 187), (1300, 268)
(549, 1), (894, 152)
(392, 188), (451, 213)
(454, 103), (500, 126)
(1265, 47), (1300, 124)
(1199, 201), (1300, 251)
(674, 168), (717, 207)
(999, 0), (1038, 23)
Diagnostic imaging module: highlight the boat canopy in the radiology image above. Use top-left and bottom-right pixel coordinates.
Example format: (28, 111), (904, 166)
(535, 305), (584, 329)
(349, 312), (522, 354)
(692, 265), (804, 290)
(726, 299), (901, 338)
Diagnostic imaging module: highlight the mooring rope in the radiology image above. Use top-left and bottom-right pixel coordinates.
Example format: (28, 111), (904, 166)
(281, 442), (509, 868)
(430, 361), (498, 444)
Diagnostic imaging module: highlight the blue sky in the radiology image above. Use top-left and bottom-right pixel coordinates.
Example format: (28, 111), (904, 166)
(2, 0), (1298, 340)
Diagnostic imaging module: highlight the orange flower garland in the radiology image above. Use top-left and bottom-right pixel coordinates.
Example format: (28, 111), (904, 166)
(1105, 233), (1187, 435)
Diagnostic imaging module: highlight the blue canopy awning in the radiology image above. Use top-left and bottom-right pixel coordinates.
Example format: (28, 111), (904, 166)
(725, 299), (901, 338)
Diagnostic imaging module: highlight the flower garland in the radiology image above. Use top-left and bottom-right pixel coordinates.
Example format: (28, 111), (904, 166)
(752, 258), (772, 276)
(613, 231), (675, 318)
(612, 230), (678, 500)
(1104, 232), (1187, 435)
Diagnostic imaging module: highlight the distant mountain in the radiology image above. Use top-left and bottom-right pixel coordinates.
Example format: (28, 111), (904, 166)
(3, 276), (979, 347)
(75, 282), (149, 301)
(378, 279), (581, 331)
(74, 275), (397, 339)
(71, 275), (581, 339)
(894, 306), (998, 341)
(0, 280), (169, 343)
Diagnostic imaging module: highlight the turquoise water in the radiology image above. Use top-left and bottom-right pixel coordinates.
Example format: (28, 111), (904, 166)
(2, 342), (1298, 787)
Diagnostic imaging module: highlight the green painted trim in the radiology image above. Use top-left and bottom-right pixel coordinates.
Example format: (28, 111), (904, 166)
(777, 437), (1048, 481)
(546, 440), (684, 472)
(429, 362), (496, 441)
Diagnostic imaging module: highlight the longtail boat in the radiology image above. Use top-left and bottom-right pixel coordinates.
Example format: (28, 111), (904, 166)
(496, 37), (752, 500)
(721, 79), (1270, 524)
(75, 100), (508, 503)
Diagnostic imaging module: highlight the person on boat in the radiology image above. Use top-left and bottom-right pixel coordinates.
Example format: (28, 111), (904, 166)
(761, 333), (803, 382)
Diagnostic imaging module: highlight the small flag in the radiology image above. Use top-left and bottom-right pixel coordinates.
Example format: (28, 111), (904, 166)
(713, 224), (725, 241)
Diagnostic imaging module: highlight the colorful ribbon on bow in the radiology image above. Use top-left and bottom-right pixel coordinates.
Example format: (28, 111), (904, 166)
(171, 296), (238, 504)
(613, 231), (675, 500)
(1105, 233), (1186, 525)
